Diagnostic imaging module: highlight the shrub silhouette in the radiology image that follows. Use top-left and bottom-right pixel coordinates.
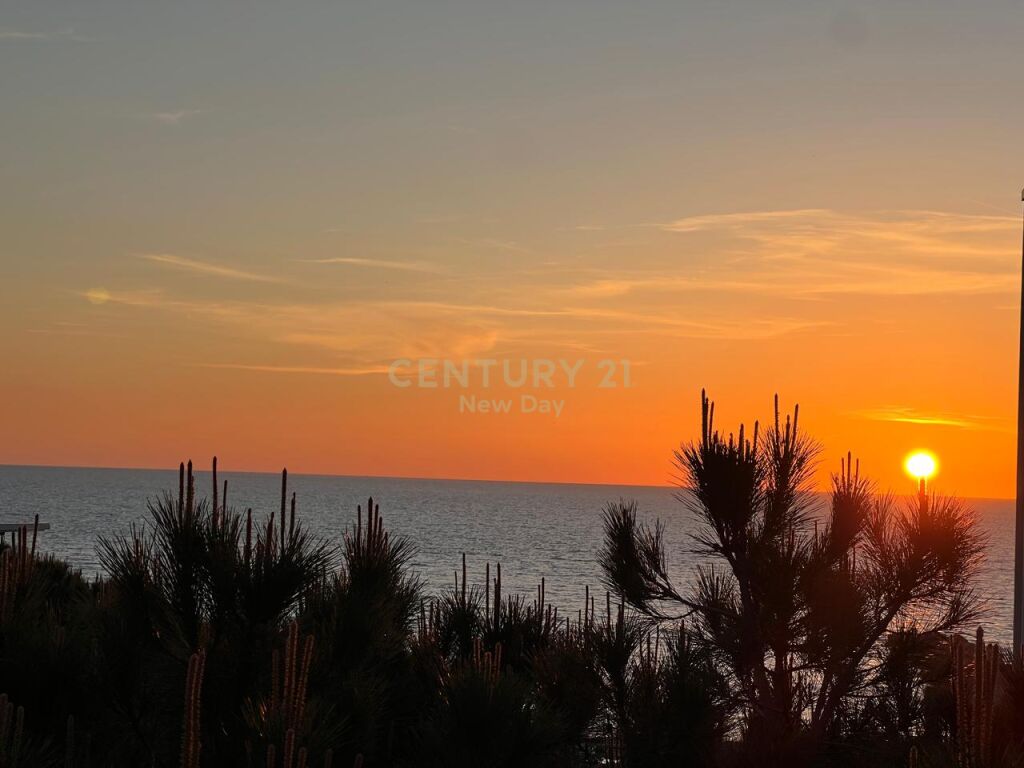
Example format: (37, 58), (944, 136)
(0, 395), (999, 767)
(600, 391), (985, 766)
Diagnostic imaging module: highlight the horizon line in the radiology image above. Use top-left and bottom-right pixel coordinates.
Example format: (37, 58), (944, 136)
(0, 461), (1013, 503)
(0, 461), (676, 492)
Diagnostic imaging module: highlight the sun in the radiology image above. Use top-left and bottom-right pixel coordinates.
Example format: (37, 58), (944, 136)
(904, 451), (938, 480)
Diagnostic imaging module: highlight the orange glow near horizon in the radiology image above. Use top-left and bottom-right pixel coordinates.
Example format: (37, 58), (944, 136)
(2, 7), (1022, 499)
(2, 205), (1021, 498)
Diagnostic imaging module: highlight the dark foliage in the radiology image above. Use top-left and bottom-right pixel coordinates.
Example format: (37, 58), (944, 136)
(600, 392), (987, 767)
(0, 399), (1001, 768)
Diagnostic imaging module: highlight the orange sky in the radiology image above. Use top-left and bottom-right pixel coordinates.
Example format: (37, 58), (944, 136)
(2, 4), (1023, 497)
(4, 206), (1021, 497)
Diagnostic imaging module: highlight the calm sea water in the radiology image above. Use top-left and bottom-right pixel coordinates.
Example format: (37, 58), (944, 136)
(0, 465), (1015, 644)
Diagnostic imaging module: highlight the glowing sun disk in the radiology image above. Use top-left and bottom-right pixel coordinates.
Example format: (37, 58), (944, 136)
(904, 451), (938, 480)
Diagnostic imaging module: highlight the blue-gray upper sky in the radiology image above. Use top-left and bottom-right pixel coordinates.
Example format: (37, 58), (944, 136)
(4, 1), (1022, 233)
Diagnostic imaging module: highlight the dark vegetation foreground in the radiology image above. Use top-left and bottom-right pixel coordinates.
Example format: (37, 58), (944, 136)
(1, 394), (1023, 767)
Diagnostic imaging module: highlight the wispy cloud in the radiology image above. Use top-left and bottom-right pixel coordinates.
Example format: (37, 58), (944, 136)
(663, 209), (833, 233)
(82, 287), (167, 307)
(455, 237), (531, 254)
(78, 283), (819, 378)
(367, 300), (820, 339)
(196, 363), (391, 376)
(852, 406), (1008, 431)
(93, 208), (1016, 373)
(561, 208), (1020, 299)
(299, 257), (441, 273)
(140, 253), (283, 283)
(663, 208), (1018, 256)
(0, 28), (47, 40)
(569, 264), (1014, 300)
(0, 27), (93, 42)
(144, 109), (203, 125)
(84, 287), (112, 305)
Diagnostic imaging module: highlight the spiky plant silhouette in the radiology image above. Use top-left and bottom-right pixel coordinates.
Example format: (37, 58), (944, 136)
(0, 428), (995, 768)
(298, 497), (424, 766)
(92, 460), (334, 765)
(600, 391), (985, 766)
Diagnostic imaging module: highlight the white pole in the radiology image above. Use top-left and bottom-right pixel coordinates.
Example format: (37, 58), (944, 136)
(1015, 188), (1024, 652)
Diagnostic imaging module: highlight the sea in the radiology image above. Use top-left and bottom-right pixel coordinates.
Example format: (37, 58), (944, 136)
(0, 465), (1015, 645)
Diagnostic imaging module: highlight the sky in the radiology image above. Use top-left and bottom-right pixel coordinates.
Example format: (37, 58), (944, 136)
(1, 1), (1023, 497)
